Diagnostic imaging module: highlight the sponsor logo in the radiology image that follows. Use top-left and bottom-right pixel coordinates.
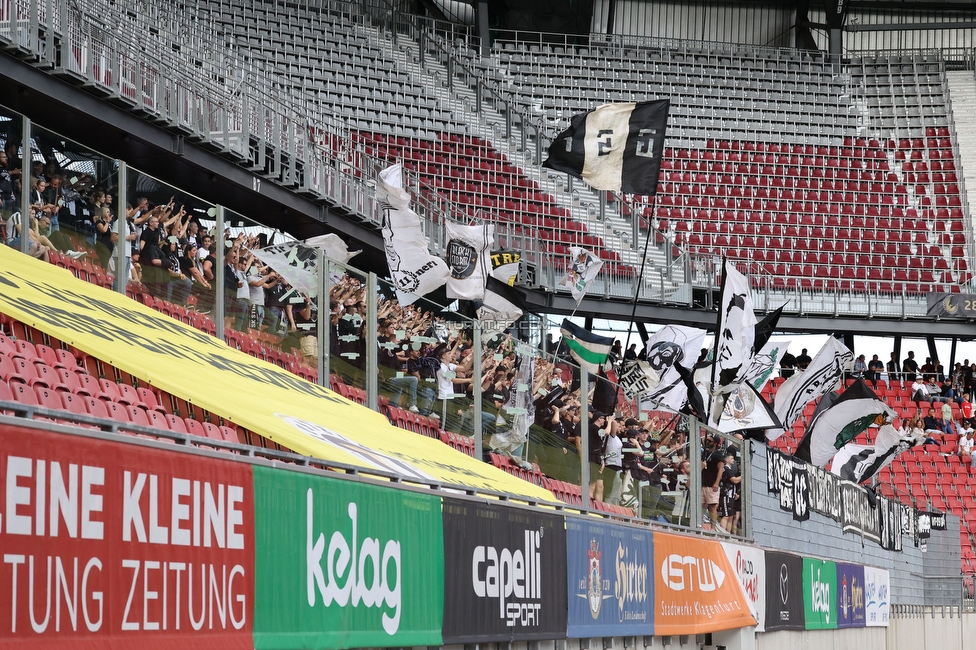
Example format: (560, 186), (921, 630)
(447, 239), (477, 279)
(851, 576), (864, 618)
(305, 491), (401, 635)
(472, 529), (543, 627)
(777, 563), (791, 621)
(735, 551), (760, 603)
(840, 574), (850, 619)
(586, 539), (603, 618)
(614, 543), (649, 615)
(660, 554), (725, 592)
(810, 565), (831, 623)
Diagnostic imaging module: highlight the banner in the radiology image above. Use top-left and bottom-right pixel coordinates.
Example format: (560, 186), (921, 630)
(795, 379), (895, 467)
(490, 250), (521, 286)
(441, 499), (567, 643)
(653, 532), (755, 636)
(561, 247), (604, 303)
(841, 481), (880, 544)
(926, 293), (976, 318)
(743, 339), (790, 392)
(807, 465), (842, 522)
(565, 519), (653, 638)
(251, 466), (443, 649)
(708, 383), (782, 437)
(835, 563), (866, 628)
(250, 233), (359, 299)
(559, 319), (613, 375)
(618, 360), (659, 400)
(0, 245), (560, 505)
(792, 462), (810, 522)
(802, 558), (837, 630)
(642, 324), (707, 411)
(863, 567), (890, 627)
(721, 543), (766, 632)
(543, 100), (670, 195)
(445, 222), (494, 301)
(773, 337), (853, 435)
(763, 552), (805, 631)
(830, 423), (924, 484)
(377, 164), (450, 304)
(714, 260), (757, 389)
(0, 425), (255, 649)
(478, 276), (526, 341)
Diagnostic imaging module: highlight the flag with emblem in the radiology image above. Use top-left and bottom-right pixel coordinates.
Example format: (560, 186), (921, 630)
(560, 246), (604, 303)
(543, 100), (670, 195)
(829, 423), (925, 484)
(559, 319), (614, 374)
(794, 379), (896, 467)
(445, 221), (494, 301)
(772, 336), (853, 436)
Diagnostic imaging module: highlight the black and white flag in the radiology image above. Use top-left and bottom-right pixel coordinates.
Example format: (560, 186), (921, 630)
(709, 382), (783, 437)
(830, 423), (925, 484)
(714, 260), (757, 389)
(377, 164), (450, 304)
(795, 379), (896, 467)
(477, 276), (527, 341)
(640, 324), (706, 410)
(445, 221), (494, 301)
(543, 100), (670, 195)
(772, 336), (853, 437)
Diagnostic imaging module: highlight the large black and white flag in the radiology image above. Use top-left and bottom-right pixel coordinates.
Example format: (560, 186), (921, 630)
(377, 164), (450, 304)
(543, 100), (670, 195)
(743, 339), (791, 391)
(714, 260), (757, 389)
(795, 379), (896, 467)
(640, 324), (706, 410)
(445, 221), (494, 301)
(773, 336), (853, 436)
(477, 276), (528, 341)
(489, 249), (521, 286)
(830, 423), (925, 484)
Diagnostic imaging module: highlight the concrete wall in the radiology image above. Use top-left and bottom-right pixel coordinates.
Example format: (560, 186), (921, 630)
(749, 449), (960, 606)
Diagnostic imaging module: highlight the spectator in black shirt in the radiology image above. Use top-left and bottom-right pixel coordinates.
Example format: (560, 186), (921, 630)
(378, 319), (419, 412)
(903, 351), (919, 378)
(794, 348), (812, 370)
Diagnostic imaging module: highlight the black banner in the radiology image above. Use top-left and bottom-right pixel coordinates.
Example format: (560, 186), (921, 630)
(767, 447), (781, 493)
(929, 511), (947, 530)
(841, 481), (880, 543)
(792, 463), (810, 522)
(927, 293), (976, 318)
(778, 454), (794, 514)
(442, 498), (568, 643)
(764, 551), (805, 631)
(807, 465), (842, 522)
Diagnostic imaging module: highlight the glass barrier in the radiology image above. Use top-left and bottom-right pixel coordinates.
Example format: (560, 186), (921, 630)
(327, 261), (369, 397)
(126, 168), (220, 318)
(2, 119), (117, 271)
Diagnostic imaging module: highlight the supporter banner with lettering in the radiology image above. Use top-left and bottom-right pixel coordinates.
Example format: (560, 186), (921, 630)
(863, 567), (890, 627)
(0, 245), (559, 505)
(835, 563), (866, 628)
(763, 551), (805, 631)
(841, 481), (880, 543)
(807, 464), (842, 522)
(802, 558), (837, 630)
(565, 518), (653, 638)
(250, 466), (443, 649)
(720, 543), (765, 632)
(0, 425), (255, 649)
(653, 533), (755, 636)
(441, 499), (567, 643)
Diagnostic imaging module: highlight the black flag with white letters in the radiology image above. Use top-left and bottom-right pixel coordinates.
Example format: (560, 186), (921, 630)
(543, 100), (670, 195)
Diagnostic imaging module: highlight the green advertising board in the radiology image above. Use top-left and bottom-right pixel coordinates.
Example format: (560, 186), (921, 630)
(251, 466), (445, 649)
(802, 558), (838, 630)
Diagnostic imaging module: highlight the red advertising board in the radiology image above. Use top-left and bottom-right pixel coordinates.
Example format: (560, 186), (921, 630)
(0, 425), (254, 649)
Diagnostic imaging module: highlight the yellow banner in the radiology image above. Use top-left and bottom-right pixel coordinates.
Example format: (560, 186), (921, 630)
(0, 247), (558, 503)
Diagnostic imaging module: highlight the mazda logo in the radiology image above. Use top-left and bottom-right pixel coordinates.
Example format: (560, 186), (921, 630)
(779, 564), (789, 604)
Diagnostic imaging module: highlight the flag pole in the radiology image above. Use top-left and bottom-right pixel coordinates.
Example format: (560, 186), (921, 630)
(708, 256), (729, 426)
(622, 193), (657, 363)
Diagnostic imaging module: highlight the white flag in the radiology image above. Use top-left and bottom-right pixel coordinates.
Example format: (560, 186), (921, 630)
(742, 339), (791, 391)
(445, 221), (494, 301)
(830, 424), (924, 484)
(377, 165), (450, 305)
(561, 246), (604, 303)
(302, 234), (360, 265)
(250, 241), (319, 298)
(772, 337), (854, 437)
(714, 260), (757, 388)
(641, 324), (707, 411)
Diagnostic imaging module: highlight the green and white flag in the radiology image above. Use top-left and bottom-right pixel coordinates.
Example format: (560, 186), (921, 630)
(560, 318), (613, 374)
